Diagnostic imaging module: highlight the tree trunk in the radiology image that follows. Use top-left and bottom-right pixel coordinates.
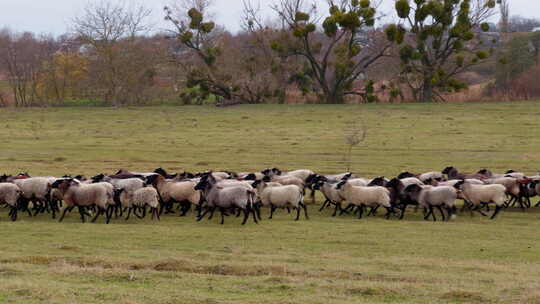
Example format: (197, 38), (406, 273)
(324, 90), (344, 104)
(420, 79), (434, 103)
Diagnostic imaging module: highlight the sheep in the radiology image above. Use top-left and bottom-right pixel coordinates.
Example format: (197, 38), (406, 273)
(442, 166), (486, 180)
(261, 168), (282, 178)
(117, 187), (161, 220)
(477, 169), (505, 179)
(400, 177), (424, 187)
(114, 169), (156, 178)
(131, 187), (160, 219)
(153, 168), (178, 179)
(241, 172), (265, 181)
(52, 178), (114, 223)
(534, 180), (540, 207)
(256, 181), (308, 220)
(403, 184), (458, 221)
(0, 183), (22, 221)
(419, 171), (445, 183)
(311, 178), (344, 216)
(335, 180), (392, 219)
(13, 177), (54, 217)
(346, 178), (370, 187)
(397, 171), (418, 179)
(196, 171), (231, 181)
(262, 168), (315, 183)
(485, 177), (521, 208)
(145, 174), (201, 216)
(517, 178), (538, 209)
(504, 170), (526, 179)
(453, 180), (506, 219)
(266, 175), (304, 191)
(435, 179), (485, 187)
(194, 174), (258, 225)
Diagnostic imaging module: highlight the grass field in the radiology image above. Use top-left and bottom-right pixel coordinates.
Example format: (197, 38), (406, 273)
(1, 101), (540, 303)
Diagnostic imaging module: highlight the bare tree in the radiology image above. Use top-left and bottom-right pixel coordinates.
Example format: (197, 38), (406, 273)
(72, 1), (153, 106)
(0, 29), (58, 106)
(498, 0), (510, 34)
(343, 119), (367, 172)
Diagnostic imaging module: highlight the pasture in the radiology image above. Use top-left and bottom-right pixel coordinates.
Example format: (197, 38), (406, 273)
(1, 101), (540, 303)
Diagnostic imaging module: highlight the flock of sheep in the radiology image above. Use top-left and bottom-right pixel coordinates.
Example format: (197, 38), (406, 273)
(0, 166), (539, 224)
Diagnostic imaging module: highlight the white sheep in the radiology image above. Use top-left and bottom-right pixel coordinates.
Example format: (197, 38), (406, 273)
(312, 179), (344, 216)
(419, 171), (444, 183)
(120, 187), (161, 220)
(13, 177), (54, 217)
(403, 184), (457, 221)
(400, 177), (424, 187)
(335, 180), (392, 219)
(194, 174), (258, 225)
(0, 183), (22, 221)
(454, 180), (506, 219)
(257, 181), (308, 220)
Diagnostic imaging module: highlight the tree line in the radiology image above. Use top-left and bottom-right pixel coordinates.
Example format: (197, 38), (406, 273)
(0, 0), (538, 107)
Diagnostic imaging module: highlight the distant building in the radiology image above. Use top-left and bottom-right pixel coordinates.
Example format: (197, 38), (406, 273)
(533, 27), (540, 32)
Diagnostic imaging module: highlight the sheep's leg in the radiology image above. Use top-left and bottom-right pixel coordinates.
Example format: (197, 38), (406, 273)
(286, 207), (291, 214)
(105, 206), (113, 224)
(423, 206), (432, 220)
(319, 199), (330, 211)
(78, 206), (87, 223)
(358, 205), (364, 219)
(155, 208), (161, 221)
(490, 205), (503, 220)
(295, 205), (301, 221)
(58, 206), (73, 222)
(384, 207), (392, 220)
(26, 204), (33, 217)
(399, 204), (408, 220)
(299, 202), (308, 220)
(50, 200), (57, 219)
(179, 202), (191, 217)
(445, 206), (453, 221)
(518, 197), (527, 212)
(241, 208), (249, 225)
(142, 206), (147, 218)
(208, 207), (216, 220)
(164, 201), (175, 214)
(460, 200), (471, 212)
(436, 205), (445, 221)
(473, 205), (488, 216)
(236, 208), (242, 218)
(91, 208), (103, 223)
(195, 204), (202, 218)
(9, 206), (18, 221)
(219, 207), (225, 225)
(251, 206), (259, 224)
(269, 205), (276, 219)
(339, 204), (353, 216)
(525, 196), (531, 208)
(368, 206), (379, 216)
(197, 207), (211, 222)
(32, 203), (42, 216)
(332, 202), (341, 217)
(255, 203), (262, 221)
(125, 208), (132, 221)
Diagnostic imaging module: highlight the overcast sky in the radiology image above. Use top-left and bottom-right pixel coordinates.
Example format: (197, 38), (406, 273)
(1, 0), (539, 36)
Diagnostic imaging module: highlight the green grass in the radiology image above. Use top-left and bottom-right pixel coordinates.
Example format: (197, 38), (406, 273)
(1, 101), (540, 303)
